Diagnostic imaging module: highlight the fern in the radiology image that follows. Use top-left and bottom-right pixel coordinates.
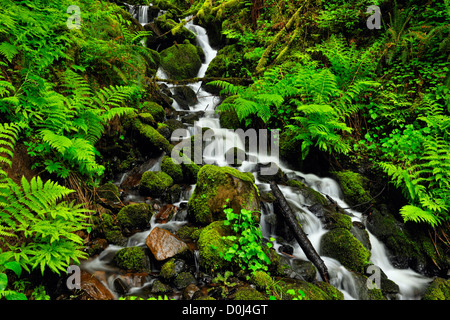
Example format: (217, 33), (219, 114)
(0, 42), (18, 63)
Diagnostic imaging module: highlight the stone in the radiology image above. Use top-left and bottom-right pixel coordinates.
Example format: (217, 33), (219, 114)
(116, 203), (152, 231)
(183, 283), (200, 300)
(146, 227), (189, 261)
(160, 43), (202, 80)
(80, 271), (115, 300)
(173, 271), (197, 290)
(113, 247), (151, 273)
(154, 204), (178, 224)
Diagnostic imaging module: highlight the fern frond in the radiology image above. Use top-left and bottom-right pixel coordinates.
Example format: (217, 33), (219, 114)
(0, 42), (18, 63)
(400, 205), (440, 227)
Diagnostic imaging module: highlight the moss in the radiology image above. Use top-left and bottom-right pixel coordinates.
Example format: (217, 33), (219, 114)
(332, 170), (372, 207)
(218, 97), (241, 129)
(138, 112), (157, 127)
(176, 225), (199, 240)
(97, 182), (120, 202)
(187, 165), (259, 225)
(320, 228), (371, 273)
(113, 247), (149, 272)
(279, 278), (343, 300)
(234, 287), (267, 300)
(161, 156), (184, 183)
(197, 221), (233, 272)
(116, 203), (151, 230)
(141, 101), (165, 122)
(249, 271), (272, 291)
(139, 171), (174, 198)
(160, 43), (202, 80)
(133, 119), (172, 154)
(160, 258), (177, 280)
(422, 278), (450, 300)
(173, 271), (196, 289)
(104, 229), (127, 246)
(286, 179), (328, 206)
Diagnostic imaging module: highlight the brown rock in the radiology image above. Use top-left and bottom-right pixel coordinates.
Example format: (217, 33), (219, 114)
(146, 227), (189, 261)
(155, 204), (178, 223)
(80, 271), (115, 300)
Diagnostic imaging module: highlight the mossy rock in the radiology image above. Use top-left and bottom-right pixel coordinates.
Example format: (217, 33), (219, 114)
(286, 179), (328, 206)
(97, 182), (120, 202)
(113, 247), (150, 272)
(161, 156), (184, 183)
(234, 286), (267, 300)
(278, 278), (344, 300)
(187, 165), (260, 225)
(139, 171), (174, 198)
(160, 258), (186, 280)
(332, 170), (372, 208)
(173, 271), (197, 290)
(249, 270), (272, 291)
(138, 112), (157, 128)
(197, 221), (234, 272)
(218, 101), (241, 130)
(422, 278), (450, 300)
(141, 101), (166, 122)
(133, 119), (172, 154)
(160, 43), (202, 80)
(116, 203), (151, 231)
(320, 228), (371, 273)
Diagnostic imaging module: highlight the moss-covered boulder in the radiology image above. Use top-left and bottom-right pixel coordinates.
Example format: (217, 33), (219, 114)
(116, 203), (152, 231)
(113, 247), (150, 272)
(233, 286), (267, 300)
(160, 43), (202, 80)
(161, 156), (184, 183)
(332, 170), (372, 208)
(141, 101), (166, 122)
(187, 165), (260, 225)
(173, 271), (197, 290)
(139, 171), (174, 198)
(97, 182), (120, 202)
(132, 119), (173, 154)
(160, 258), (187, 280)
(197, 221), (234, 272)
(320, 228), (371, 273)
(422, 278), (450, 300)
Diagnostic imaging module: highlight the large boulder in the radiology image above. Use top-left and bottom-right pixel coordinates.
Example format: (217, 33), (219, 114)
(187, 165), (260, 225)
(113, 247), (151, 273)
(116, 203), (152, 231)
(146, 227), (189, 261)
(320, 228), (371, 273)
(139, 171), (174, 198)
(160, 43), (202, 80)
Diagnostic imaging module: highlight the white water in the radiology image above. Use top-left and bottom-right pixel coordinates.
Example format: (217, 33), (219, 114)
(82, 5), (432, 300)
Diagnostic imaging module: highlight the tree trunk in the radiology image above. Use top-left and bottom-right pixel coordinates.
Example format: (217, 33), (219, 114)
(270, 181), (330, 283)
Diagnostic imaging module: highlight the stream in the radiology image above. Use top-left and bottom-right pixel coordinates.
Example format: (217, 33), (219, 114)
(81, 4), (432, 300)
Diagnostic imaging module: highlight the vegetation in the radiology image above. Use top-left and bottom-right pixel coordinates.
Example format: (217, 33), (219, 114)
(0, 0), (448, 301)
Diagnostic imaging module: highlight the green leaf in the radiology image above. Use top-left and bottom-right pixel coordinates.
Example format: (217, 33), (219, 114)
(4, 261), (21, 277)
(0, 273), (8, 291)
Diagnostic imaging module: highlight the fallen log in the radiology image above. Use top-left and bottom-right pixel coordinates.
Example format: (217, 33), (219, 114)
(270, 181), (330, 283)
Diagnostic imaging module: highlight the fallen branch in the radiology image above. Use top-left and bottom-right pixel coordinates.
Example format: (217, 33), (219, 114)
(270, 181), (330, 283)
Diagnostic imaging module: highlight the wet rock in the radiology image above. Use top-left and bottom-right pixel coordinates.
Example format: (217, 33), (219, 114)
(160, 258), (187, 280)
(80, 271), (115, 300)
(146, 227), (189, 261)
(173, 86), (198, 109)
(174, 271), (197, 290)
(160, 43), (202, 80)
(116, 203), (152, 231)
(154, 204), (178, 223)
(290, 259), (317, 282)
(256, 162), (287, 184)
(320, 228), (371, 273)
(224, 147), (246, 167)
(151, 280), (173, 295)
(350, 221), (371, 252)
(113, 247), (151, 273)
(183, 283), (200, 300)
(97, 182), (120, 203)
(187, 165), (260, 225)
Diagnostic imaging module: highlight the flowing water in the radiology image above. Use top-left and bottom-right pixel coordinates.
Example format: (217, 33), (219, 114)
(81, 5), (432, 300)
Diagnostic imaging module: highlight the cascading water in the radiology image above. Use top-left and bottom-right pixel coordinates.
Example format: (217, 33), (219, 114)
(82, 4), (432, 300)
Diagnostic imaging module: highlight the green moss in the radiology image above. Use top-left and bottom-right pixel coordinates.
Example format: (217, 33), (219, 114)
(176, 225), (198, 240)
(97, 182), (120, 202)
(197, 221), (233, 272)
(286, 179), (328, 206)
(160, 43), (202, 80)
(161, 156), (184, 183)
(173, 271), (196, 289)
(116, 203), (151, 230)
(187, 165), (259, 225)
(141, 101), (165, 122)
(320, 228), (371, 273)
(113, 247), (149, 272)
(332, 170), (372, 207)
(422, 278), (450, 300)
(279, 278), (343, 300)
(234, 287), (267, 300)
(138, 112), (157, 127)
(249, 271), (272, 291)
(133, 119), (172, 154)
(218, 97), (241, 129)
(139, 171), (174, 198)
(160, 258), (177, 280)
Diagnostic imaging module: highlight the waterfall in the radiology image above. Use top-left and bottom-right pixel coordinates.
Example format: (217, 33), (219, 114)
(82, 4), (432, 300)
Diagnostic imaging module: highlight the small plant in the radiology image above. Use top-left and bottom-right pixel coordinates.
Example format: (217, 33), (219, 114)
(217, 203), (272, 272)
(0, 251), (27, 300)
